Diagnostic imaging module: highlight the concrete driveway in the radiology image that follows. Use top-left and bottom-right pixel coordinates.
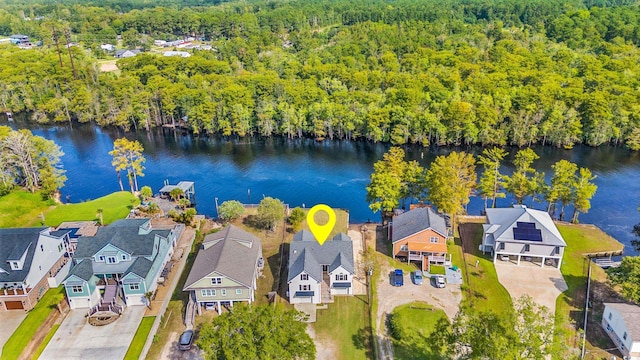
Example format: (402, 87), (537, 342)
(39, 306), (146, 360)
(0, 311), (27, 356)
(495, 261), (568, 313)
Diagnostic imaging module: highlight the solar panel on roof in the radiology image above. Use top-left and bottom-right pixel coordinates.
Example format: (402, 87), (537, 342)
(513, 227), (543, 241)
(517, 222), (536, 229)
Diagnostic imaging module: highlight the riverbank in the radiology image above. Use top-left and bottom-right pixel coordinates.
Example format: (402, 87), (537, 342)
(0, 190), (138, 228)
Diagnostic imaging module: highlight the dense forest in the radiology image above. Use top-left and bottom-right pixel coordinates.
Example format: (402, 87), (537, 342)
(1, 0), (640, 147)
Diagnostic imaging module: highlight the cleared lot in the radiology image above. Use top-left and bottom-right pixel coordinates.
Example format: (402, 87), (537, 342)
(39, 306), (146, 360)
(495, 261), (568, 313)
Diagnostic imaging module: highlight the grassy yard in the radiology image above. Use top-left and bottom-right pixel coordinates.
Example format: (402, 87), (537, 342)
(0, 190), (55, 227)
(389, 301), (448, 360)
(554, 223), (624, 357)
(124, 316), (155, 360)
(313, 296), (372, 360)
(1, 286), (65, 360)
(38, 191), (139, 227)
(456, 222), (513, 315)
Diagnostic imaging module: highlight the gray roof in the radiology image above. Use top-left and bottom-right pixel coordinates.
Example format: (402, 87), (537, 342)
(287, 231), (354, 282)
(604, 302), (640, 340)
(74, 219), (170, 258)
(485, 205), (566, 247)
(159, 181), (194, 194)
(183, 225), (262, 290)
(126, 257), (154, 278)
(0, 228), (47, 283)
(391, 207), (448, 243)
(65, 259), (94, 282)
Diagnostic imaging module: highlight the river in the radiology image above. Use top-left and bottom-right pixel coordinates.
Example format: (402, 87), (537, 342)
(4, 117), (640, 255)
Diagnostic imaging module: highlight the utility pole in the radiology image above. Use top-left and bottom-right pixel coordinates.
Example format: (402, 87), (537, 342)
(52, 29), (63, 67)
(63, 29), (77, 80)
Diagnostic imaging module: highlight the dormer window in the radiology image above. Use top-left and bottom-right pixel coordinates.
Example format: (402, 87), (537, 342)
(107, 256), (117, 264)
(11, 262), (19, 269)
(40, 244), (44, 251)
(121, 254), (127, 261)
(301, 274), (308, 281)
(98, 255), (105, 262)
(211, 277), (222, 285)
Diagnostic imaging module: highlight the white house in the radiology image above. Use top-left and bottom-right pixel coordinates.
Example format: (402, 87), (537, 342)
(163, 51), (191, 58)
(482, 205), (566, 268)
(602, 303), (640, 360)
(0, 228), (69, 311)
(287, 231), (353, 304)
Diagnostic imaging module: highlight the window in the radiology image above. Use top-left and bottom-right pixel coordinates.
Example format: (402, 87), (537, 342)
(335, 274), (348, 281)
(300, 274), (308, 281)
(236, 289), (242, 295)
(121, 255), (127, 260)
(623, 332), (627, 340)
(98, 255), (105, 262)
(221, 289), (227, 296)
(430, 236), (439, 243)
(554, 246), (560, 255)
(524, 244), (530, 252)
(608, 312), (612, 321)
(211, 277), (222, 285)
(58, 244), (63, 252)
(71, 285), (83, 293)
(201, 289), (216, 297)
(39, 265), (42, 271)
(11, 262), (18, 269)
(129, 283), (140, 291)
(107, 256), (117, 264)
(499, 243), (505, 250)
(299, 284), (311, 291)
(400, 244), (408, 251)
(40, 244), (44, 251)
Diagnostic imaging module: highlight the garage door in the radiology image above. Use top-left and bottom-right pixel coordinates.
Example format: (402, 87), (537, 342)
(5, 301), (24, 310)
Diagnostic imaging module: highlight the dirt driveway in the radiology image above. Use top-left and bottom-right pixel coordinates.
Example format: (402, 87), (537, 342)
(495, 262), (568, 313)
(375, 260), (462, 359)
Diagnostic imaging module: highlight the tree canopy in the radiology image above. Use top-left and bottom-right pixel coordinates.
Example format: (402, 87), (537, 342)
(2, 1), (640, 148)
(0, 126), (66, 198)
(425, 151), (477, 216)
(109, 138), (145, 193)
(218, 200), (245, 221)
(255, 196), (285, 230)
(607, 256), (640, 304)
(197, 304), (315, 360)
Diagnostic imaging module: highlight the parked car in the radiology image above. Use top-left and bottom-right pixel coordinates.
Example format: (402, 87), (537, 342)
(178, 330), (194, 351)
(394, 269), (404, 286)
(412, 270), (423, 285)
(435, 274), (446, 288)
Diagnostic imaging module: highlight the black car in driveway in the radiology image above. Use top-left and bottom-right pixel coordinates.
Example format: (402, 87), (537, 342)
(178, 330), (194, 351)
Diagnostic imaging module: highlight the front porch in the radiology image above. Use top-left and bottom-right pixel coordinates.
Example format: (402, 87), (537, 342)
(403, 252), (449, 272)
(88, 283), (125, 326)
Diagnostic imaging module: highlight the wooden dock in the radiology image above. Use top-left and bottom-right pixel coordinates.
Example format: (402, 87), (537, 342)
(594, 258), (621, 269)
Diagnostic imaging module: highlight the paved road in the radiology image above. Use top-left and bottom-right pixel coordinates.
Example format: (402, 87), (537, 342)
(39, 306), (146, 360)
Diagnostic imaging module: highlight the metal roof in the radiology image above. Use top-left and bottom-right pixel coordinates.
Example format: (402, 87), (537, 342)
(485, 205), (566, 247)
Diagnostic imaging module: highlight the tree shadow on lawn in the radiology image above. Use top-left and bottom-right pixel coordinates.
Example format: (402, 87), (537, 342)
(265, 243), (289, 300)
(352, 326), (373, 359)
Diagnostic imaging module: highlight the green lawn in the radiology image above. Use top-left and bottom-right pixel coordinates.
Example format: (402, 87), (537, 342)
(313, 296), (372, 360)
(389, 301), (448, 360)
(39, 191), (139, 227)
(554, 223), (624, 356)
(0, 190), (55, 227)
(1, 287), (65, 360)
(457, 222), (512, 315)
(299, 207), (350, 238)
(429, 265), (446, 275)
(32, 324), (60, 359)
(124, 316), (155, 360)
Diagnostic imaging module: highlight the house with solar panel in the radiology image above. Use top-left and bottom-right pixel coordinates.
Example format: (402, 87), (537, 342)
(481, 205), (566, 268)
(287, 230), (354, 304)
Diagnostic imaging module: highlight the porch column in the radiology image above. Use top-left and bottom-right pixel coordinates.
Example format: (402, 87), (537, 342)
(493, 251), (497, 263)
(197, 302), (201, 315)
(541, 257), (545, 268)
(217, 301), (221, 315)
(557, 259), (561, 269)
(517, 255), (521, 266)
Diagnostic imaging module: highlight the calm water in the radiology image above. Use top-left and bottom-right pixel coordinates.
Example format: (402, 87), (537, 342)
(5, 117), (640, 255)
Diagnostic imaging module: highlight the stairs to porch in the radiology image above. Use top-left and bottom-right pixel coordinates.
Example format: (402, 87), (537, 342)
(88, 284), (124, 326)
(321, 274), (333, 303)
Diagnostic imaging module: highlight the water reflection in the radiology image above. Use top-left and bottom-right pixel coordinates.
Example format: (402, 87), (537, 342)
(4, 115), (639, 255)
